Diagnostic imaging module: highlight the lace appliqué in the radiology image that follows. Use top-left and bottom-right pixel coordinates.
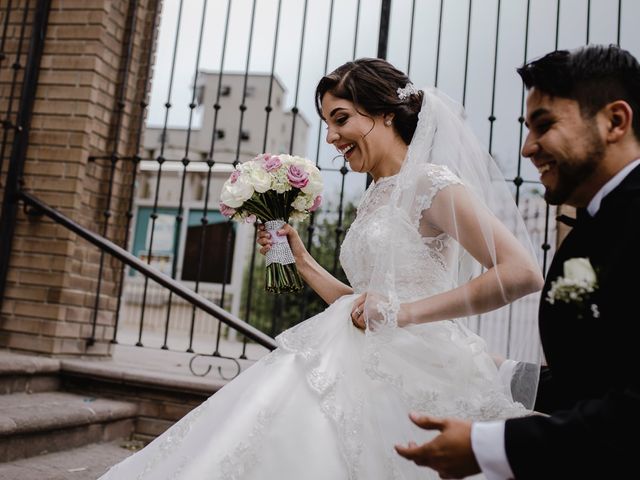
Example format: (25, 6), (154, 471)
(413, 164), (463, 215)
(277, 317), (365, 479)
(260, 347), (285, 365)
(219, 409), (275, 479)
(340, 164), (463, 301)
(355, 175), (397, 218)
(342, 204), (452, 300)
(363, 337), (525, 421)
(368, 285), (399, 330)
(308, 367), (365, 480)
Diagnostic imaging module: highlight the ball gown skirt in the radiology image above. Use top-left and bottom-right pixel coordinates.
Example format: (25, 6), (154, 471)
(99, 294), (525, 480)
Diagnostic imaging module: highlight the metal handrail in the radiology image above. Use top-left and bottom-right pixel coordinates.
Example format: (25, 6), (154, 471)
(18, 190), (278, 351)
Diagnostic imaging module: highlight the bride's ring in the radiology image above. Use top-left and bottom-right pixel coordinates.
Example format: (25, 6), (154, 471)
(354, 308), (362, 317)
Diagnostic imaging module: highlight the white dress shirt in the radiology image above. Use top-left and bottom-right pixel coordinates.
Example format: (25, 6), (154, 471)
(471, 158), (640, 480)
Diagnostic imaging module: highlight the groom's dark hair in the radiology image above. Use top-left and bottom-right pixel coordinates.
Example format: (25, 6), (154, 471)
(315, 58), (423, 145)
(517, 44), (640, 140)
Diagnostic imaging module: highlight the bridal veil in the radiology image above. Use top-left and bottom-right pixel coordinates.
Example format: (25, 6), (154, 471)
(362, 86), (543, 410)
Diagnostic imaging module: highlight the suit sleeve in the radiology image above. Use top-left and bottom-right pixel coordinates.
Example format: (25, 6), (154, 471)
(504, 385), (640, 478)
(532, 366), (576, 413)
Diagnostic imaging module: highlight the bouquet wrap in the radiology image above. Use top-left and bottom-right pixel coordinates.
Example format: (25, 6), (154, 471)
(264, 219), (304, 293)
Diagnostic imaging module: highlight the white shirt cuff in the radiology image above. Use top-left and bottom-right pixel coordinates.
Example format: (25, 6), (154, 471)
(471, 421), (515, 480)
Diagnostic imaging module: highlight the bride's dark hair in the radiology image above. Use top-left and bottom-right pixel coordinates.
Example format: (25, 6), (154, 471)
(315, 58), (424, 145)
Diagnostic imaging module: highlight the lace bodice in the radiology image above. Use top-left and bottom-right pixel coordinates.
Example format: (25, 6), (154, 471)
(340, 163), (463, 301)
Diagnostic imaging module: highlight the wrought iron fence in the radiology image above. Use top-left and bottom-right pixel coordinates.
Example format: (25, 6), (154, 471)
(1, 0), (638, 376)
(124, 0), (638, 366)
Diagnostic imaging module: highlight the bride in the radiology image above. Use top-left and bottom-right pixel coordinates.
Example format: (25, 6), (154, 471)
(99, 59), (543, 479)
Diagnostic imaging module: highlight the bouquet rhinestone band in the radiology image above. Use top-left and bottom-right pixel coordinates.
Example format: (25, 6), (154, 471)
(220, 153), (323, 294)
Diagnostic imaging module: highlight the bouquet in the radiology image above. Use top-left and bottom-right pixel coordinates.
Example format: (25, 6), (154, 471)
(219, 153), (323, 294)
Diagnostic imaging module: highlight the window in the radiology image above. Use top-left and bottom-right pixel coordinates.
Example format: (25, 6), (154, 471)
(182, 209), (235, 284)
(131, 207), (179, 276)
(240, 130), (250, 141)
(216, 129), (225, 139)
(130, 207), (235, 284)
(181, 222), (235, 284)
(221, 85), (231, 96)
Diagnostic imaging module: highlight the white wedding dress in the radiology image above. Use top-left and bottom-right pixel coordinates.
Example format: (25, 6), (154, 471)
(100, 164), (527, 480)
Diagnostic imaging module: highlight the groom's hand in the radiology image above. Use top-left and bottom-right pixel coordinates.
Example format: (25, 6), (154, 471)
(394, 413), (481, 479)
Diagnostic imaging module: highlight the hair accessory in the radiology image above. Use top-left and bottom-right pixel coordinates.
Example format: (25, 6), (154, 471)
(396, 82), (419, 101)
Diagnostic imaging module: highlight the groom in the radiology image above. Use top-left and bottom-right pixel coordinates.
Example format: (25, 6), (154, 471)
(395, 44), (640, 479)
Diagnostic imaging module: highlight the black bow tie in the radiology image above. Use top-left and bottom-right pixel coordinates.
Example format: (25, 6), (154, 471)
(556, 208), (591, 227)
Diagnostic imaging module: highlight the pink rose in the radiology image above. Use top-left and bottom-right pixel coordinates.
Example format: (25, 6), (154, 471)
(244, 214), (257, 224)
(230, 170), (241, 183)
(287, 165), (309, 188)
(263, 155), (282, 172)
(309, 195), (322, 212)
(219, 202), (236, 217)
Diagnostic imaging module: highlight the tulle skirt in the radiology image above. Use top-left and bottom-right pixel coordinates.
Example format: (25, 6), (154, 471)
(99, 294), (526, 479)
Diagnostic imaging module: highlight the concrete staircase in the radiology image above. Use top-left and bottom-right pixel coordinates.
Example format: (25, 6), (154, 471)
(0, 352), (138, 478)
(0, 344), (253, 479)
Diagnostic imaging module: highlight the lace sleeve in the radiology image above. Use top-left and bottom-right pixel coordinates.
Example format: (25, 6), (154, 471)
(413, 164), (463, 223)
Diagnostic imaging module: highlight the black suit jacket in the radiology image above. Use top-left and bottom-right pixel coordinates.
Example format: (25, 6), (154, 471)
(504, 163), (640, 479)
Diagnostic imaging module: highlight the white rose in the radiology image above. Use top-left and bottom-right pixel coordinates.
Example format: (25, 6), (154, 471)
(301, 170), (323, 196)
(245, 164), (272, 193)
(220, 178), (254, 208)
(289, 155), (309, 167)
(236, 162), (250, 173)
(289, 210), (308, 223)
(563, 258), (597, 286)
(291, 194), (312, 212)
(306, 162), (321, 175)
(292, 156), (320, 175)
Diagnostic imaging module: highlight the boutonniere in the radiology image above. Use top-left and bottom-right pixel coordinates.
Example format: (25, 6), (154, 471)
(546, 257), (600, 318)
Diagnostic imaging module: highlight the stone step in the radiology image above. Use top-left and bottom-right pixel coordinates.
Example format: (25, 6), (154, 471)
(0, 439), (138, 480)
(0, 351), (61, 395)
(0, 391), (138, 462)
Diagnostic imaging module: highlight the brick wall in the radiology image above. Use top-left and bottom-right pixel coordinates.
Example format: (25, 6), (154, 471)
(0, 0), (160, 356)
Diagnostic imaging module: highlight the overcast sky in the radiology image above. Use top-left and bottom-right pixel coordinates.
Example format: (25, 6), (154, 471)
(146, 0), (640, 203)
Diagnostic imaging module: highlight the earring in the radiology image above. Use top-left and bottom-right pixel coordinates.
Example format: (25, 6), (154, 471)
(385, 119), (392, 126)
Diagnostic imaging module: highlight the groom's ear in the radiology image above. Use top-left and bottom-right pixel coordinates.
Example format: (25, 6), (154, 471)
(602, 100), (633, 143)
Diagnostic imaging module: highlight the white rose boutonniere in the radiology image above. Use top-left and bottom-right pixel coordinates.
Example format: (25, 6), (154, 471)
(546, 257), (600, 318)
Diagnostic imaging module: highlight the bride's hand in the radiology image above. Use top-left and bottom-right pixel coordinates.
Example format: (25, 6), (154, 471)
(351, 292), (414, 329)
(257, 223), (308, 260)
(351, 293), (367, 330)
